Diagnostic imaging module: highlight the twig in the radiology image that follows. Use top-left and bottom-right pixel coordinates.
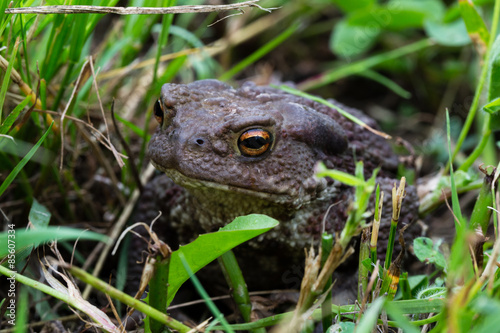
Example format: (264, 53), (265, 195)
(5, 1), (273, 15)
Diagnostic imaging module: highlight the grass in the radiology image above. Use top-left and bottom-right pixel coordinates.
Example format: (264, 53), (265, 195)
(0, 0), (500, 332)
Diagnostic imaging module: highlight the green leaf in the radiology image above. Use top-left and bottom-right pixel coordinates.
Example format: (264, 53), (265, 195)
(472, 296), (500, 333)
(166, 214), (278, 305)
(487, 34), (500, 102)
(315, 162), (366, 186)
(330, 19), (380, 58)
(331, 0), (375, 13)
(29, 199), (51, 228)
(424, 19), (471, 47)
(7, 199), (55, 266)
(327, 321), (355, 333)
(407, 274), (429, 295)
(413, 237), (447, 269)
(0, 227), (109, 258)
(483, 97), (500, 114)
(349, 0), (445, 30)
(484, 34), (500, 131)
(459, 0), (490, 54)
(361, 257), (375, 272)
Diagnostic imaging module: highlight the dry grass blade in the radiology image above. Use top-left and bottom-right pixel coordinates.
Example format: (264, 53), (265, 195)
(88, 57), (125, 168)
(59, 60), (90, 171)
(40, 257), (119, 332)
(5, 1), (272, 15)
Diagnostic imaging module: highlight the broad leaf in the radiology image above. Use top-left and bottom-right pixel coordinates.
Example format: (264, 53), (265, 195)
(29, 199), (51, 228)
(349, 0), (445, 30)
(414, 237), (447, 269)
(166, 214), (279, 305)
(331, 0), (375, 13)
(459, 0), (490, 55)
(424, 19), (470, 47)
(330, 19), (380, 59)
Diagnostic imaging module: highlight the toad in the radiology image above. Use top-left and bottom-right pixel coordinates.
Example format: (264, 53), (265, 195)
(133, 79), (419, 288)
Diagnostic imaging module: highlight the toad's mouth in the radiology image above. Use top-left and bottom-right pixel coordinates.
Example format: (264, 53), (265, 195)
(150, 162), (295, 204)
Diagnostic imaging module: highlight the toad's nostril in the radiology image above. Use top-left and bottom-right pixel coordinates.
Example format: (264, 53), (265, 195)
(195, 138), (205, 146)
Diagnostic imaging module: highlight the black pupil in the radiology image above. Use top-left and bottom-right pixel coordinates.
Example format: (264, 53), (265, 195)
(242, 136), (268, 149)
(154, 100), (163, 117)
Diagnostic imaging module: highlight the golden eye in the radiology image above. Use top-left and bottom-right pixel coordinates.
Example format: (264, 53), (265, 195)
(154, 99), (163, 125)
(238, 129), (272, 157)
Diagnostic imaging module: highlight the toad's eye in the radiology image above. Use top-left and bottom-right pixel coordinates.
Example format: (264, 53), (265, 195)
(154, 99), (163, 125)
(238, 129), (272, 157)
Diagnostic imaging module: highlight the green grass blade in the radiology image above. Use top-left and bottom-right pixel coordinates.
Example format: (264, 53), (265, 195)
(321, 233), (334, 332)
(355, 297), (385, 333)
(0, 122), (53, 198)
(298, 38), (433, 91)
(0, 0), (11, 36)
(0, 226), (109, 258)
(359, 69), (411, 99)
(178, 252), (235, 333)
(18, 14), (32, 89)
(275, 87), (391, 139)
(153, 0), (176, 83)
(14, 286), (28, 333)
(114, 113), (146, 137)
(0, 95), (31, 134)
(0, 39), (21, 122)
(219, 22), (300, 81)
(315, 162), (366, 187)
(446, 110), (464, 225)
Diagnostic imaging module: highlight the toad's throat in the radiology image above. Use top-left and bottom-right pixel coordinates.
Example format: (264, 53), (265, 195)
(152, 163), (293, 202)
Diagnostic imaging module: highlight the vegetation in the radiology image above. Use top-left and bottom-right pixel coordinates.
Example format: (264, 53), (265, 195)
(0, 0), (499, 332)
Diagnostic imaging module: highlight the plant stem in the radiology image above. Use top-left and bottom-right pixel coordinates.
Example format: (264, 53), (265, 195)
(148, 254), (171, 333)
(448, 0), (500, 172)
(458, 117), (492, 172)
(67, 265), (191, 333)
(218, 251), (250, 320)
(218, 250), (265, 333)
(321, 234), (334, 332)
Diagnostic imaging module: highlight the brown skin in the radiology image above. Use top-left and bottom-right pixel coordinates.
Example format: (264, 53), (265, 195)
(134, 79), (420, 289)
